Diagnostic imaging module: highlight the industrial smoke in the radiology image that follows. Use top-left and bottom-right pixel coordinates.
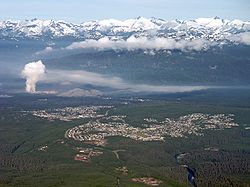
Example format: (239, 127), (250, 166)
(22, 60), (46, 93)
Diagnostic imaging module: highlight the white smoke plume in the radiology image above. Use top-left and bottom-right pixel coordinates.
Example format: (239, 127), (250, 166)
(22, 60), (46, 93)
(45, 69), (209, 93)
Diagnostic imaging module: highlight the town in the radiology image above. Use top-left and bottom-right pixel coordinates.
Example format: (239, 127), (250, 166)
(28, 106), (239, 143)
(65, 112), (239, 144)
(30, 105), (113, 121)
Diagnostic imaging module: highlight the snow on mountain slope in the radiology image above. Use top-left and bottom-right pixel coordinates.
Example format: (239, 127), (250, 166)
(0, 19), (77, 38)
(195, 17), (225, 28)
(0, 17), (250, 46)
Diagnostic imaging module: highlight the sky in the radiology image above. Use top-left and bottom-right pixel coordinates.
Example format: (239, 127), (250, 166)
(0, 0), (249, 23)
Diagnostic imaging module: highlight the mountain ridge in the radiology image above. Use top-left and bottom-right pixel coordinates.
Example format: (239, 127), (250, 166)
(1, 17), (250, 45)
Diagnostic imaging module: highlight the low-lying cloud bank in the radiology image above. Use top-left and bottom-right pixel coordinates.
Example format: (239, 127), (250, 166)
(22, 60), (209, 94)
(37, 32), (250, 56)
(65, 36), (214, 52)
(230, 32), (250, 45)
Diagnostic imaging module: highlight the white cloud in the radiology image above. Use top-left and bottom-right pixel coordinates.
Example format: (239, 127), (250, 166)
(230, 32), (250, 45)
(35, 46), (54, 56)
(36, 32), (250, 56)
(64, 36), (213, 52)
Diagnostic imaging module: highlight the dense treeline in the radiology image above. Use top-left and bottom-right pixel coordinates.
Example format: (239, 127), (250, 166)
(0, 143), (48, 177)
(107, 133), (250, 187)
(183, 149), (250, 187)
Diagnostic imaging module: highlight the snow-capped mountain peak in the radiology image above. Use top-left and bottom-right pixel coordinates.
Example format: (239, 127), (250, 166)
(0, 17), (249, 45)
(194, 17), (226, 28)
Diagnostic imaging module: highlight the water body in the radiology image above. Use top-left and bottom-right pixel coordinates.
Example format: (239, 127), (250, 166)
(175, 153), (197, 187)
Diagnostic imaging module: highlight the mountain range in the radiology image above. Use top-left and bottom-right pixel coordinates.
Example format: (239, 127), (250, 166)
(0, 17), (249, 45)
(0, 17), (250, 93)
